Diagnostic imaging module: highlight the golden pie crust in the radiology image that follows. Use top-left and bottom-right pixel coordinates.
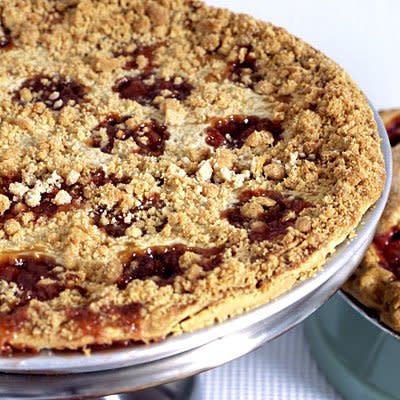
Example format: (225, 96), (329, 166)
(344, 109), (400, 333)
(0, 0), (385, 353)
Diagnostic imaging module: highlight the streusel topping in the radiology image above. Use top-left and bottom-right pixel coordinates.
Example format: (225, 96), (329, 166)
(0, 0), (384, 352)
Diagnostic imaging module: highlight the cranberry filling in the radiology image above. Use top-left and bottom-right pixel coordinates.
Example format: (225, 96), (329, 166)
(205, 115), (283, 149)
(374, 229), (400, 280)
(0, 254), (65, 305)
(224, 189), (312, 242)
(118, 245), (223, 288)
(386, 116), (400, 147)
(113, 72), (193, 107)
(92, 114), (170, 156)
(15, 74), (86, 110)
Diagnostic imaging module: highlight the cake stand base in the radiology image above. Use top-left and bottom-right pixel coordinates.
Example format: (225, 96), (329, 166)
(98, 377), (196, 400)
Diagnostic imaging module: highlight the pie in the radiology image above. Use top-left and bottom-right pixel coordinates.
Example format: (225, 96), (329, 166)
(0, 0), (385, 354)
(344, 109), (400, 332)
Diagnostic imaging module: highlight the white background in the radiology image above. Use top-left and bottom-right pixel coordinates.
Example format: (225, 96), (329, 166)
(197, 1), (400, 399)
(206, 0), (400, 110)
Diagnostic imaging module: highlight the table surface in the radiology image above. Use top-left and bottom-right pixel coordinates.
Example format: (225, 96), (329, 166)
(197, 324), (341, 400)
(195, 1), (400, 399)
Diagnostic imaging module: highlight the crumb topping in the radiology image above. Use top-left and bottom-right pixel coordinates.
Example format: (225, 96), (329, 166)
(0, 0), (384, 353)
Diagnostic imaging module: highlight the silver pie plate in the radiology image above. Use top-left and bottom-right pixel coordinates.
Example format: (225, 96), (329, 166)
(0, 106), (392, 396)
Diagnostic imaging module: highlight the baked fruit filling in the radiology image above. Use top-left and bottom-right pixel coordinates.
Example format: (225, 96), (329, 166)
(344, 109), (400, 332)
(386, 114), (400, 147)
(374, 229), (400, 280)
(0, 0), (384, 353)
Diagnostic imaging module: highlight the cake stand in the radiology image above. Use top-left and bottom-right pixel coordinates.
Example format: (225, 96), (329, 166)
(0, 107), (392, 399)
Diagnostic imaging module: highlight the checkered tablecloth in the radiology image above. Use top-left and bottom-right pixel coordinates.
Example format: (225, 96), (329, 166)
(195, 324), (341, 400)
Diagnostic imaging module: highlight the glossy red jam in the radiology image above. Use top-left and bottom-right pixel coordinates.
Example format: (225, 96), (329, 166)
(118, 245), (223, 288)
(0, 254), (64, 304)
(92, 114), (170, 156)
(113, 73), (193, 107)
(90, 168), (131, 187)
(0, 176), (83, 228)
(224, 189), (312, 242)
(93, 194), (164, 238)
(66, 303), (142, 337)
(205, 115), (283, 149)
(16, 74), (86, 110)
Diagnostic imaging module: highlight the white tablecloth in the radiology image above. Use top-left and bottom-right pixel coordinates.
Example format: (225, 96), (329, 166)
(195, 324), (341, 400)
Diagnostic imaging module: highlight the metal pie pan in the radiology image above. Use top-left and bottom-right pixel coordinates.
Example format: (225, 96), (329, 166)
(0, 106), (392, 375)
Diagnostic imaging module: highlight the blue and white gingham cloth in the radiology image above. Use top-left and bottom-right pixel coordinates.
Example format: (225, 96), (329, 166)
(195, 324), (341, 400)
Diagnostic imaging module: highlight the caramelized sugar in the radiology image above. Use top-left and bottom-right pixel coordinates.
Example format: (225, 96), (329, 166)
(16, 74), (86, 110)
(118, 245), (223, 288)
(374, 229), (400, 280)
(205, 115), (283, 149)
(93, 193), (164, 238)
(113, 72), (193, 107)
(0, 253), (64, 304)
(92, 114), (170, 156)
(224, 189), (313, 242)
(386, 116), (400, 147)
